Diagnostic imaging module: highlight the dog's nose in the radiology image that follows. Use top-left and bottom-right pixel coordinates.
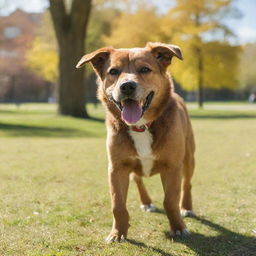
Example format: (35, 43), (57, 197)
(120, 81), (137, 95)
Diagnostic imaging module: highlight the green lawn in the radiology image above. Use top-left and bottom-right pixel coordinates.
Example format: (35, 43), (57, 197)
(0, 103), (255, 256)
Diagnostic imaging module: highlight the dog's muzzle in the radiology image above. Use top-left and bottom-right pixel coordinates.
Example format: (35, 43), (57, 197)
(109, 91), (154, 124)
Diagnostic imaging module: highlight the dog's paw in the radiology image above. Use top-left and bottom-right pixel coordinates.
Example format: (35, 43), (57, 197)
(105, 232), (126, 244)
(180, 209), (196, 218)
(170, 228), (190, 238)
(140, 203), (157, 212)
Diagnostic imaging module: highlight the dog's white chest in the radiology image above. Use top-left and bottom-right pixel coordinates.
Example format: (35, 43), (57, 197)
(129, 129), (154, 177)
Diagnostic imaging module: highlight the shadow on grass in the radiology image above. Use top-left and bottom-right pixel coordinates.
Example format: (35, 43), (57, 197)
(0, 122), (102, 138)
(0, 110), (19, 114)
(153, 207), (166, 214)
(89, 116), (105, 123)
(127, 239), (174, 256)
(0, 109), (55, 115)
(128, 216), (255, 256)
(175, 216), (256, 256)
(190, 112), (256, 119)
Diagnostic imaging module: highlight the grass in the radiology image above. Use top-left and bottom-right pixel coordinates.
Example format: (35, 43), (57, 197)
(0, 102), (255, 256)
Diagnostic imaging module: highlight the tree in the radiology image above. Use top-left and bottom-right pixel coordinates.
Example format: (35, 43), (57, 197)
(27, 2), (119, 107)
(49, 0), (92, 118)
(104, 0), (241, 107)
(164, 0), (241, 107)
(170, 40), (241, 90)
(240, 43), (256, 93)
(26, 11), (58, 84)
(104, 5), (163, 47)
(87, 5), (119, 53)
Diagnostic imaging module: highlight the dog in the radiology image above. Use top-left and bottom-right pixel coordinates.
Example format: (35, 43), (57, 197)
(76, 42), (195, 243)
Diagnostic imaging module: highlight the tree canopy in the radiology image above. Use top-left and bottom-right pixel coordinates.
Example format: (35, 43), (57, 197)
(26, 12), (57, 83)
(104, 0), (241, 107)
(26, 0), (243, 108)
(240, 43), (256, 92)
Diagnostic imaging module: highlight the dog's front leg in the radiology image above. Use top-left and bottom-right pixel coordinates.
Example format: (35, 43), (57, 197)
(106, 167), (130, 243)
(160, 166), (189, 237)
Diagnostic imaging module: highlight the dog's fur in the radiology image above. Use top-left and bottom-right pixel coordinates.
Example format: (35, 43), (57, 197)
(77, 42), (195, 242)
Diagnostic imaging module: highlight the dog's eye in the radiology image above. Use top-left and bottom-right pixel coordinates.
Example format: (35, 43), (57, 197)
(109, 68), (120, 76)
(138, 67), (151, 74)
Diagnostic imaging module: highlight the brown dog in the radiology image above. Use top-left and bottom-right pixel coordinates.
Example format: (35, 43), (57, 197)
(76, 42), (195, 243)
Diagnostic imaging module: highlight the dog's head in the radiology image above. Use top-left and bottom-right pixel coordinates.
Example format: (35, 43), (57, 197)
(76, 42), (182, 125)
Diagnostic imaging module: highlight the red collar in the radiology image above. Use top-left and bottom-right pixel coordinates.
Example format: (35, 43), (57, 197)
(130, 122), (152, 132)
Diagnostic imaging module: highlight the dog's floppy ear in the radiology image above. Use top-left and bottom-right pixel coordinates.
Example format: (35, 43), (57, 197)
(76, 47), (114, 78)
(146, 42), (183, 69)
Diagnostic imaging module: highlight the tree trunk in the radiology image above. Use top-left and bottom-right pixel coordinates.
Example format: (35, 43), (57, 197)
(197, 47), (204, 108)
(195, 14), (204, 108)
(49, 0), (92, 118)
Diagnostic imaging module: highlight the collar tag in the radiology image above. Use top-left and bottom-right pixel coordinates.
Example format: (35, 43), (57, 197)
(130, 122), (152, 132)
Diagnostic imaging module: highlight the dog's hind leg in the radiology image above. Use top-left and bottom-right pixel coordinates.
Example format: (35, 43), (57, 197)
(160, 167), (189, 236)
(180, 153), (196, 218)
(130, 173), (156, 212)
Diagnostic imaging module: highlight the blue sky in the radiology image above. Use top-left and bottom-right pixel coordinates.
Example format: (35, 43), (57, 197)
(230, 0), (256, 43)
(2, 0), (256, 44)
(153, 0), (256, 44)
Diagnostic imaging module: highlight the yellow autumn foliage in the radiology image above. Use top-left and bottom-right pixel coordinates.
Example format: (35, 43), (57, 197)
(26, 0), (241, 95)
(26, 12), (58, 83)
(104, 6), (164, 48)
(27, 37), (58, 82)
(104, 0), (241, 93)
(171, 40), (241, 90)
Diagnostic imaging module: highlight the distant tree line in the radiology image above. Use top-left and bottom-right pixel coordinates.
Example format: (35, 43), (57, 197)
(1, 0), (255, 115)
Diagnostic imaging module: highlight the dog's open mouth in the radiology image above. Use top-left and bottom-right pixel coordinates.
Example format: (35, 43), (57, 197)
(111, 91), (154, 124)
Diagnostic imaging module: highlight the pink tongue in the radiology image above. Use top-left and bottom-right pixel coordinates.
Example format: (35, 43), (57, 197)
(121, 99), (142, 124)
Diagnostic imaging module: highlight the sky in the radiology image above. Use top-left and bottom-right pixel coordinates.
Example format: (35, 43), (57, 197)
(1, 0), (256, 44)
(232, 0), (256, 43)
